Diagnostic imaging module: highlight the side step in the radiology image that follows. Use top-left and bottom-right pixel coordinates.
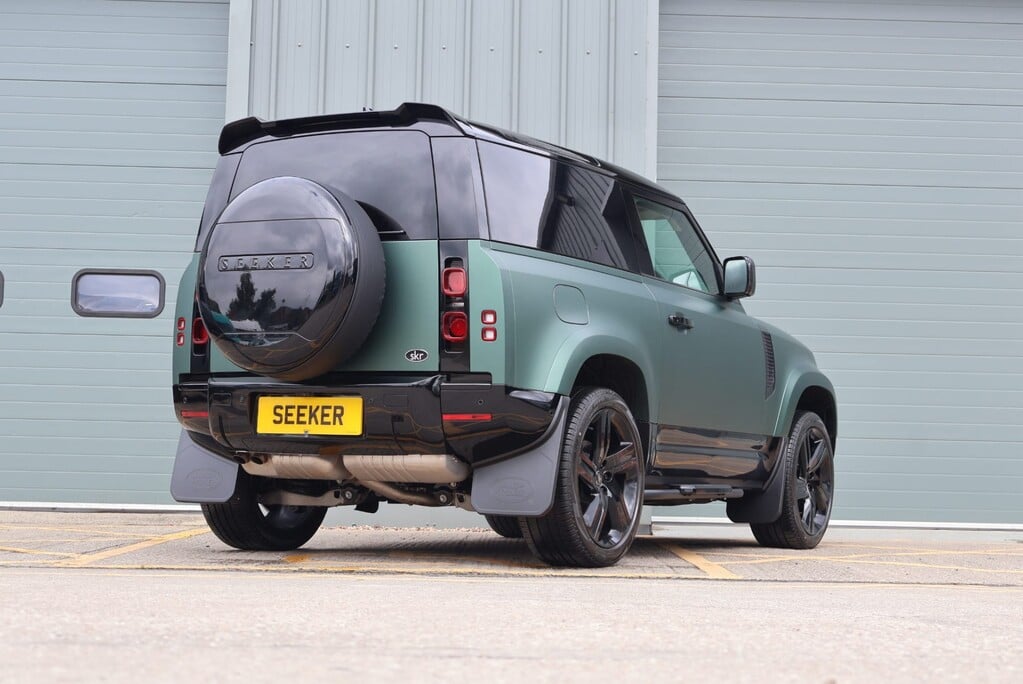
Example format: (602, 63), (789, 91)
(643, 485), (744, 505)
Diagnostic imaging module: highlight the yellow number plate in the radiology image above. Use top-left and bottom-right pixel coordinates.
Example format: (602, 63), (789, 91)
(256, 396), (363, 436)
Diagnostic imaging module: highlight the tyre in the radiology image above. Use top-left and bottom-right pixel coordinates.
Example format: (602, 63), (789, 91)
(751, 410), (835, 549)
(197, 176), (385, 381)
(484, 514), (524, 539)
(201, 469), (326, 551)
(521, 387), (645, 567)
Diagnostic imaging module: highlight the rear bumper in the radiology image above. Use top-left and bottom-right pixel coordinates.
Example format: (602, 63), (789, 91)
(173, 374), (562, 466)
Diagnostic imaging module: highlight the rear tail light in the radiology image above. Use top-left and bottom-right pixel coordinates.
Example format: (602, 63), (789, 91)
(442, 311), (468, 342)
(176, 317), (186, 346)
(441, 259), (469, 352)
(442, 267), (467, 296)
(192, 317), (209, 345)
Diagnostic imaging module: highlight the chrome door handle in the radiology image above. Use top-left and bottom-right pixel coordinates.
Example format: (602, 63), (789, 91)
(667, 313), (693, 330)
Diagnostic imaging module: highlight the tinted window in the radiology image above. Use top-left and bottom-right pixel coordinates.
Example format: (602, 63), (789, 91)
(432, 137), (486, 239)
(633, 197), (718, 294)
(195, 153), (241, 250)
(72, 270), (165, 318)
(229, 130), (438, 241)
(479, 141), (639, 270)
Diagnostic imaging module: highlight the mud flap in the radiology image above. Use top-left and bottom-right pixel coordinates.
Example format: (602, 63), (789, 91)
(471, 399), (568, 517)
(726, 449), (786, 524)
(170, 430), (239, 503)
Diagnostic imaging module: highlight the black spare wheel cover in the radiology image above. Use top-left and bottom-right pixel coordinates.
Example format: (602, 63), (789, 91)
(198, 176), (385, 381)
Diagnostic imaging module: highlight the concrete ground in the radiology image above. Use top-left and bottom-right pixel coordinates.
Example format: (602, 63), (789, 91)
(0, 510), (1020, 682)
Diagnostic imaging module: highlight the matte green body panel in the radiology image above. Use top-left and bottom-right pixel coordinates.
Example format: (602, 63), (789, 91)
(479, 242), (661, 422)
(642, 278), (769, 435)
(466, 240), (507, 386)
(468, 241), (833, 443)
(762, 321), (837, 439)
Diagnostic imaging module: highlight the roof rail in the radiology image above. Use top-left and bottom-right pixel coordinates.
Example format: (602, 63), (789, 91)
(218, 102), (460, 154)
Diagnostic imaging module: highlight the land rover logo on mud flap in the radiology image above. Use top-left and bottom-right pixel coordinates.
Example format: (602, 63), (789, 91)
(186, 468), (222, 491)
(218, 253), (314, 271)
(405, 349), (429, 363)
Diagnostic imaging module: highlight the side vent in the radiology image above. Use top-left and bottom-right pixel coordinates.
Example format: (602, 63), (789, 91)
(760, 330), (776, 398)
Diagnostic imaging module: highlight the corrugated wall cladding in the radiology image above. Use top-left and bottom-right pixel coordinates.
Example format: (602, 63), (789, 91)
(246, 0), (656, 175)
(0, 0), (228, 503)
(658, 0), (1023, 522)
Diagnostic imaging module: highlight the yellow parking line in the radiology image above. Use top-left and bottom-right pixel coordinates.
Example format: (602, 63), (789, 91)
(0, 545), (77, 558)
(60, 527), (209, 568)
(283, 554), (310, 564)
(71, 561), (699, 580)
(0, 525), (155, 539)
(658, 542), (740, 580)
(816, 557), (1023, 575)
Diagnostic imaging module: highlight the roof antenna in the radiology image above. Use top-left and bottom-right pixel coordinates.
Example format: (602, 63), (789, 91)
(362, 106), (374, 112)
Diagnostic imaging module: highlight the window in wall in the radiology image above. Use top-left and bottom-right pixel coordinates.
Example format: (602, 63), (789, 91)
(633, 197), (717, 294)
(72, 270), (165, 318)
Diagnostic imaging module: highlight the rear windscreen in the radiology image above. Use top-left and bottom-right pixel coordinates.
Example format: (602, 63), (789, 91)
(196, 130), (438, 250)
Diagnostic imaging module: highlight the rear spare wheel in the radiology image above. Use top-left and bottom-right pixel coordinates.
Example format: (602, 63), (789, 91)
(197, 176), (385, 381)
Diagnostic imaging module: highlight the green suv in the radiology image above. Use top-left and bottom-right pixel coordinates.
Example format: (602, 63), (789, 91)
(171, 103), (837, 567)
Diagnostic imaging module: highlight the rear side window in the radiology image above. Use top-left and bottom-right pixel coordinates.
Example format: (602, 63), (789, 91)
(478, 141), (641, 271)
(221, 130), (438, 243)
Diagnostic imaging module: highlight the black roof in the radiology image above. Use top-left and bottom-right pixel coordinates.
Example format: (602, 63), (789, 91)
(218, 102), (672, 198)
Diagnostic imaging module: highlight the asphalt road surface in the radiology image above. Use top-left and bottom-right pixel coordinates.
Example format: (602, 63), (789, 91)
(1, 511), (1020, 683)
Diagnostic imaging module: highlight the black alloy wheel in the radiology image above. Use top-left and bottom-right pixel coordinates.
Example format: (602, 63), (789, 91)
(751, 411), (834, 549)
(521, 387), (645, 567)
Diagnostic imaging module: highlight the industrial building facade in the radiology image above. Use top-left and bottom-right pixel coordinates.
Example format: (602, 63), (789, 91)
(1, 0), (1019, 524)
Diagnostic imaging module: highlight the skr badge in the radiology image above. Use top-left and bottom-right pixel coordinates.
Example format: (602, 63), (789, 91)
(405, 349), (429, 363)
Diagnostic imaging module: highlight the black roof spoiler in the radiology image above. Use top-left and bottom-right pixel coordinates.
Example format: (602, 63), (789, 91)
(218, 102), (462, 154)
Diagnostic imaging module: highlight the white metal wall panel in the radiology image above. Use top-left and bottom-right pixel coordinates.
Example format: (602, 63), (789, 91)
(658, 0), (1023, 522)
(245, 0), (657, 175)
(0, 0), (228, 503)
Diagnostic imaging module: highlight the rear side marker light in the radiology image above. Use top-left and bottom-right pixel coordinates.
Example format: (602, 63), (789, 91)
(442, 268), (467, 297)
(482, 327), (497, 342)
(176, 317), (186, 331)
(481, 310), (497, 325)
(443, 413), (492, 422)
(192, 317), (209, 345)
(442, 311), (468, 342)
(181, 410), (209, 419)
(176, 332), (185, 347)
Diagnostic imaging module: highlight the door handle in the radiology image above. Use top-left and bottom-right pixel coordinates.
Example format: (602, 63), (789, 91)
(667, 313), (694, 330)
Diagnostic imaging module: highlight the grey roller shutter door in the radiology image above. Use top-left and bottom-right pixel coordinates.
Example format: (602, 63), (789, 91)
(0, 0), (228, 503)
(658, 0), (1022, 523)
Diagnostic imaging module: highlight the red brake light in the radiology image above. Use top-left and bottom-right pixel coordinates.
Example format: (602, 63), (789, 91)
(481, 327), (497, 342)
(481, 310), (497, 325)
(192, 317), (209, 345)
(442, 268), (467, 297)
(442, 311), (468, 342)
